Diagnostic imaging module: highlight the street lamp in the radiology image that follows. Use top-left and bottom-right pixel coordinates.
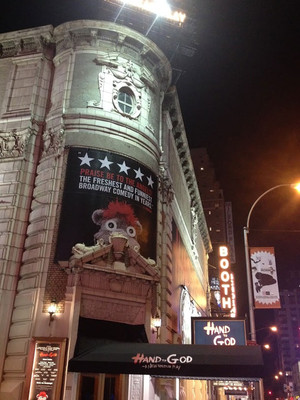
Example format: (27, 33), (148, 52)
(244, 183), (300, 342)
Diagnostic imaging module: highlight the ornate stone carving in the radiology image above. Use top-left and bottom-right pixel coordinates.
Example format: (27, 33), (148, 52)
(93, 52), (119, 68)
(0, 128), (32, 158)
(158, 163), (174, 205)
(191, 206), (198, 244)
(42, 128), (64, 157)
(128, 375), (143, 400)
(0, 34), (53, 58)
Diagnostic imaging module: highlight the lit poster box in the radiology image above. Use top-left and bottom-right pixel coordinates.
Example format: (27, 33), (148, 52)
(25, 338), (67, 400)
(192, 318), (246, 346)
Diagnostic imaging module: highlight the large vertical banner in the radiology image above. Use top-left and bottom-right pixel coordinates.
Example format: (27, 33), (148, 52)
(250, 247), (281, 309)
(55, 148), (157, 261)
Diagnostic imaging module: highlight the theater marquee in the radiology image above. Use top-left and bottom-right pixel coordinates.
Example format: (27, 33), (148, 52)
(192, 318), (246, 346)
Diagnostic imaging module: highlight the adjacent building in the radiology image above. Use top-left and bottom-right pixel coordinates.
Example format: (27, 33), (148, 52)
(191, 148), (236, 318)
(275, 271), (300, 397)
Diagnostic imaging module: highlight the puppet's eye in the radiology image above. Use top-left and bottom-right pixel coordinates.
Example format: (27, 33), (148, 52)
(126, 226), (136, 237)
(105, 219), (117, 231)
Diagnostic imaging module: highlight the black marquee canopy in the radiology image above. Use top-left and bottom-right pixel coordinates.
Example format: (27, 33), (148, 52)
(68, 318), (264, 380)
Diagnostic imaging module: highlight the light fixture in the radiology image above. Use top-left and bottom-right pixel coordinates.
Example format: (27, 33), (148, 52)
(152, 312), (161, 338)
(48, 300), (57, 325)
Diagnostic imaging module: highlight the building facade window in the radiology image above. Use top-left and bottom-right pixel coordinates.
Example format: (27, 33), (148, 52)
(117, 88), (134, 114)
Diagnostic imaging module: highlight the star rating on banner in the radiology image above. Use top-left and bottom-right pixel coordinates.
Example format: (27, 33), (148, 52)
(77, 151), (155, 188)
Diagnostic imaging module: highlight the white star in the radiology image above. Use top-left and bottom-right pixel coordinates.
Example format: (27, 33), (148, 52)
(117, 161), (130, 175)
(78, 153), (94, 166)
(147, 175), (154, 188)
(134, 167), (144, 181)
(99, 156), (113, 170)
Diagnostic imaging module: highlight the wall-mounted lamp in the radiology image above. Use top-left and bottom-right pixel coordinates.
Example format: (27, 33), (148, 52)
(48, 300), (57, 326)
(152, 312), (161, 338)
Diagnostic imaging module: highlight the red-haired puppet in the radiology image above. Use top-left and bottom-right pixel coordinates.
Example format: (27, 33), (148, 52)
(92, 201), (142, 251)
(36, 392), (48, 400)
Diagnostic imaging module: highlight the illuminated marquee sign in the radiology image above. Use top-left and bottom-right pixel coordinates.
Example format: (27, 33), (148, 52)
(218, 245), (236, 317)
(192, 318), (246, 346)
(112, 0), (186, 24)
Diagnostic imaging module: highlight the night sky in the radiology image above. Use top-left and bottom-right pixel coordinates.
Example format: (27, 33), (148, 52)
(1, 0), (300, 375)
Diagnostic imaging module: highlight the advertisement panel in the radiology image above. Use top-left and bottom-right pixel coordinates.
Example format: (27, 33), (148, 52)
(27, 338), (67, 400)
(55, 148), (157, 262)
(192, 318), (246, 346)
(250, 247), (281, 309)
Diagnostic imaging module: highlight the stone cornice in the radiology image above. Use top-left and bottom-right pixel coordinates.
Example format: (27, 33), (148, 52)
(164, 86), (212, 253)
(0, 25), (54, 59)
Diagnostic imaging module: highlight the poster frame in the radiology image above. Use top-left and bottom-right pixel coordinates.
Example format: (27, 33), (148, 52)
(23, 337), (68, 400)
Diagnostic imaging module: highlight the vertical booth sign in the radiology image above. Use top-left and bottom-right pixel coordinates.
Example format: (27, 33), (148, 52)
(27, 338), (67, 400)
(55, 148), (158, 262)
(218, 245), (236, 317)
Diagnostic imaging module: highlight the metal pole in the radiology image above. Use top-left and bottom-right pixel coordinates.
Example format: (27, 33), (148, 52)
(243, 183), (294, 342)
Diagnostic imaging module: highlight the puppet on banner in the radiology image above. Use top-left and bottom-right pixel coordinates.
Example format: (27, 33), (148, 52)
(250, 247), (281, 309)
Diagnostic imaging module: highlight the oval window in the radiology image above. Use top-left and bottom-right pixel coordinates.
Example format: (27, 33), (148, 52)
(117, 88), (134, 114)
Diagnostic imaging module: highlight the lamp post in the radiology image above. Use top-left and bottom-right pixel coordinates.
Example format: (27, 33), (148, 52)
(243, 183), (300, 342)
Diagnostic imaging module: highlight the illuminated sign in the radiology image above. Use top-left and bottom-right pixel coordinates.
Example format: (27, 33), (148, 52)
(26, 338), (67, 400)
(192, 318), (246, 346)
(132, 352), (192, 372)
(112, 0), (186, 24)
(218, 245), (236, 317)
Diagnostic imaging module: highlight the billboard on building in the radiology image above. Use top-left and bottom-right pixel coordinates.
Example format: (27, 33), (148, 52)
(55, 147), (157, 262)
(250, 247), (281, 309)
(192, 318), (246, 346)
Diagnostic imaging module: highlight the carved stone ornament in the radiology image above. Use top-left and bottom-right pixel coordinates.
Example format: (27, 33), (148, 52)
(42, 128), (65, 157)
(110, 60), (143, 119)
(59, 232), (159, 280)
(191, 206), (198, 244)
(0, 128), (32, 158)
(158, 163), (174, 205)
(0, 34), (53, 58)
(93, 52), (119, 68)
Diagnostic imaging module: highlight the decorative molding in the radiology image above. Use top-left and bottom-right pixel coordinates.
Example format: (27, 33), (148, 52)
(93, 52), (119, 68)
(0, 128), (32, 158)
(158, 162), (174, 205)
(191, 207), (198, 244)
(128, 375), (144, 400)
(0, 34), (54, 58)
(111, 60), (143, 119)
(60, 237), (159, 280)
(42, 127), (65, 157)
(80, 294), (145, 324)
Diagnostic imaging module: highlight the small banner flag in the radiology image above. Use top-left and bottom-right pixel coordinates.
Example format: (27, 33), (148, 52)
(250, 247), (281, 309)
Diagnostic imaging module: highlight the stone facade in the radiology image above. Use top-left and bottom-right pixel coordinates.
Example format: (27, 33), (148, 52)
(0, 20), (211, 400)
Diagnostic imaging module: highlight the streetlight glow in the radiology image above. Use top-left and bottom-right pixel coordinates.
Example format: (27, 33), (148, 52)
(270, 326), (278, 332)
(292, 182), (300, 193)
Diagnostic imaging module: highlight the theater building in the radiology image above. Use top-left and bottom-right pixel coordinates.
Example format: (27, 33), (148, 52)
(0, 17), (263, 400)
